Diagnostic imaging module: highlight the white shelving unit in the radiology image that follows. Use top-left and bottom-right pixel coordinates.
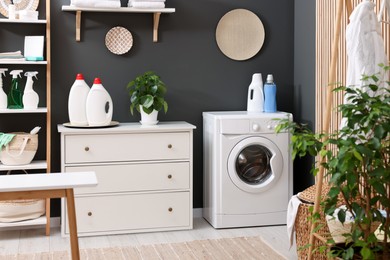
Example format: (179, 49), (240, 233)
(0, 0), (51, 235)
(61, 6), (175, 42)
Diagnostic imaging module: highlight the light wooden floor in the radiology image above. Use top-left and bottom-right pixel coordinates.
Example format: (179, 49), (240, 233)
(0, 217), (298, 259)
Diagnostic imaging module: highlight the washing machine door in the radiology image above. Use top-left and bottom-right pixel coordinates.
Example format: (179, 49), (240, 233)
(227, 136), (283, 193)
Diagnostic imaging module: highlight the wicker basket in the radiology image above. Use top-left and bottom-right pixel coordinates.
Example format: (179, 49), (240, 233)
(0, 132), (38, 165)
(295, 184), (333, 260)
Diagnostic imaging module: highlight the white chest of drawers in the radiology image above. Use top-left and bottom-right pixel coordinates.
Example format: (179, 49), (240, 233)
(57, 122), (196, 237)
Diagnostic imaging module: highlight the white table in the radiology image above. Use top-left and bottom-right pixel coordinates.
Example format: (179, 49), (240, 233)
(0, 172), (97, 260)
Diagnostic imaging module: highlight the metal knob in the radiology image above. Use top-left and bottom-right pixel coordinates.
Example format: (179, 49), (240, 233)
(88, 212), (92, 216)
(252, 124), (260, 131)
(168, 207), (173, 212)
(168, 144), (172, 149)
(85, 147), (90, 152)
(267, 125), (273, 130)
(168, 174), (172, 179)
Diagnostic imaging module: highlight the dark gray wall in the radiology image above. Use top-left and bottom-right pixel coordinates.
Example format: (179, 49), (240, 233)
(1, 0), (309, 217)
(293, 0), (316, 192)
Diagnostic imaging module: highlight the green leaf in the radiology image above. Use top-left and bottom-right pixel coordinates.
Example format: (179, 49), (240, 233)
(371, 181), (386, 195)
(140, 95), (154, 108)
(337, 209), (346, 223)
(360, 247), (374, 260)
(353, 150), (363, 162)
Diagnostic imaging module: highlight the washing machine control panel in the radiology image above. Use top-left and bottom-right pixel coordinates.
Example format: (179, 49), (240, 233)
(251, 119), (280, 133)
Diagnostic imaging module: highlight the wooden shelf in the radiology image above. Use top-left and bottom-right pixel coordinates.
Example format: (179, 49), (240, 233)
(61, 6), (175, 42)
(0, 60), (47, 65)
(0, 108), (47, 113)
(0, 215), (46, 228)
(0, 18), (47, 24)
(0, 160), (48, 171)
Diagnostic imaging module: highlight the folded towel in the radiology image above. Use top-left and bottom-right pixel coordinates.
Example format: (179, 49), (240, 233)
(72, 0), (121, 8)
(131, 2), (165, 8)
(0, 133), (15, 149)
(132, 0), (165, 2)
(287, 195), (302, 249)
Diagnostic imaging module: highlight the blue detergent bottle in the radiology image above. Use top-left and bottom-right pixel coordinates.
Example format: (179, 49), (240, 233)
(264, 74), (277, 113)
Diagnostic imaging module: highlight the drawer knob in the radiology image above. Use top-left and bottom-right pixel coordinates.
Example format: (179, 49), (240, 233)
(168, 174), (172, 179)
(168, 144), (172, 149)
(168, 207), (173, 212)
(88, 212), (92, 216)
(85, 147), (90, 152)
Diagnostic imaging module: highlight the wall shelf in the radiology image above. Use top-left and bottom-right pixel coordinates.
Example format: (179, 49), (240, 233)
(0, 18), (47, 24)
(0, 215), (46, 228)
(0, 160), (47, 171)
(0, 108), (47, 113)
(61, 6), (175, 42)
(0, 61), (47, 65)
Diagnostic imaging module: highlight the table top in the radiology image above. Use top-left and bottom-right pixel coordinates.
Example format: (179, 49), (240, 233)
(0, 172), (97, 192)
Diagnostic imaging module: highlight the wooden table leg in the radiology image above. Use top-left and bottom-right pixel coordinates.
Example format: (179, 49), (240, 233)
(66, 188), (80, 260)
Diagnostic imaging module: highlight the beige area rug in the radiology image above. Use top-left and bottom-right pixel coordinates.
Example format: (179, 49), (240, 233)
(2, 236), (286, 260)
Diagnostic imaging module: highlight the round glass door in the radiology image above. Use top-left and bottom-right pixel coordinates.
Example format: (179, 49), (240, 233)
(235, 145), (272, 185)
(227, 136), (283, 193)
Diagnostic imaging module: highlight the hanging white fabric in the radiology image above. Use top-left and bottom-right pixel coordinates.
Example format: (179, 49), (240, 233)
(378, 0), (390, 23)
(341, 0), (389, 129)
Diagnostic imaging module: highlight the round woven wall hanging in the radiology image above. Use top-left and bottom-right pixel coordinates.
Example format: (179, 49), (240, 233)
(0, 0), (39, 18)
(105, 26), (133, 55)
(216, 9), (265, 61)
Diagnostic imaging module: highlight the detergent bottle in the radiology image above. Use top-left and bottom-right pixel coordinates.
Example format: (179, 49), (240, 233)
(7, 70), (23, 109)
(0, 68), (7, 109)
(68, 73), (90, 126)
(23, 71), (39, 109)
(247, 73), (264, 112)
(86, 78), (113, 126)
(264, 74), (277, 113)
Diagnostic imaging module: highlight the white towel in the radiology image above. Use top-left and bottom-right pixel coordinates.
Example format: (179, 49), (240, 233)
(287, 195), (302, 249)
(132, 0), (165, 2)
(72, 0), (121, 8)
(132, 2), (165, 8)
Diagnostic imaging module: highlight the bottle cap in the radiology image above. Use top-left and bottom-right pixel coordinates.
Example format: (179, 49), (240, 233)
(76, 73), (84, 80)
(266, 74), (274, 83)
(93, 78), (102, 84)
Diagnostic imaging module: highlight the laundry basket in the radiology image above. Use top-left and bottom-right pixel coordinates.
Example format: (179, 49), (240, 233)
(0, 132), (38, 165)
(295, 184), (333, 260)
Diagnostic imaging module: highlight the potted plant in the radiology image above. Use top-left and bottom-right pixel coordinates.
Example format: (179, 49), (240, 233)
(127, 71), (168, 125)
(276, 68), (390, 259)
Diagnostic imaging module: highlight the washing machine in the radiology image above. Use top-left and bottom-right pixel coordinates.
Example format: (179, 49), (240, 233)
(203, 111), (293, 228)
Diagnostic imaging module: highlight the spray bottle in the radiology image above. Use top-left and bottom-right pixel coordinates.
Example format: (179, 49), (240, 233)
(23, 71), (39, 110)
(8, 70), (23, 109)
(0, 68), (7, 109)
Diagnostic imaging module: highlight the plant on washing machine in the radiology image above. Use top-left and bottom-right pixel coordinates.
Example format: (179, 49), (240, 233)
(276, 69), (390, 259)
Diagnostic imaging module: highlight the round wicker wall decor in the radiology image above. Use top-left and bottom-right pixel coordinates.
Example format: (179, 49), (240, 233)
(105, 26), (133, 55)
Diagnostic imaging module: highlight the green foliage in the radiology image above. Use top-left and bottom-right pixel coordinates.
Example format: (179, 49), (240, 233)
(278, 67), (390, 259)
(126, 71), (168, 115)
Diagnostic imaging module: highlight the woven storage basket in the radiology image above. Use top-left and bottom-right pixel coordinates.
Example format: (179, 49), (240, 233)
(0, 132), (38, 165)
(0, 199), (45, 223)
(295, 183), (333, 260)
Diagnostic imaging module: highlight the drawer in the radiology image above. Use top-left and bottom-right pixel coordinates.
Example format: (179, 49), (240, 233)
(64, 192), (190, 234)
(65, 162), (190, 195)
(64, 132), (190, 164)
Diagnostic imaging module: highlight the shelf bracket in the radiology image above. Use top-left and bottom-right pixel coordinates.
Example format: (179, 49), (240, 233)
(76, 10), (81, 42)
(153, 12), (161, 43)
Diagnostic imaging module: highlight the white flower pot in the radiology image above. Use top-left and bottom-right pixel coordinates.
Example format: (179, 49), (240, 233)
(140, 106), (159, 125)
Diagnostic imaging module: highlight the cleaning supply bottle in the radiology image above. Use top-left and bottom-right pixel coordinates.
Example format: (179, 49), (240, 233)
(264, 74), (277, 113)
(86, 77), (113, 126)
(7, 70), (23, 109)
(22, 71), (39, 109)
(68, 73), (90, 126)
(0, 68), (7, 109)
(247, 73), (264, 112)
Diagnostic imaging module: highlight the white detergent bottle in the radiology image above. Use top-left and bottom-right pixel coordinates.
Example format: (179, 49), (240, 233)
(23, 71), (39, 109)
(86, 77), (113, 126)
(68, 73), (90, 126)
(0, 68), (8, 109)
(247, 73), (264, 112)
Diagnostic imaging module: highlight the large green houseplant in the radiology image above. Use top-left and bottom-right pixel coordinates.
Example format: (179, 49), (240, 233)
(277, 68), (390, 259)
(127, 71), (168, 124)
